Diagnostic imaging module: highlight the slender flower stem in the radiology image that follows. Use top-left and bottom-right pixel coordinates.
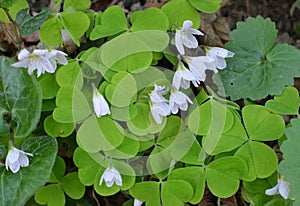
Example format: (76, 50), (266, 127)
(3, 8), (24, 50)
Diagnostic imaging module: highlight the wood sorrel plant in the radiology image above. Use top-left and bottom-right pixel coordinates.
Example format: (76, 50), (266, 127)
(0, 0), (299, 205)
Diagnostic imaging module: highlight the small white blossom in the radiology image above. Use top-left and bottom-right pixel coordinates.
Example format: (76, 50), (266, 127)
(11, 48), (55, 77)
(92, 84), (110, 117)
(265, 178), (290, 199)
(175, 20), (203, 55)
(184, 56), (216, 82)
(169, 87), (193, 114)
(206, 47), (234, 69)
(5, 146), (33, 173)
(150, 102), (171, 124)
(149, 84), (171, 124)
(100, 167), (122, 187)
(134, 199), (143, 206)
(149, 84), (169, 103)
(172, 61), (199, 90)
(39, 49), (68, 69)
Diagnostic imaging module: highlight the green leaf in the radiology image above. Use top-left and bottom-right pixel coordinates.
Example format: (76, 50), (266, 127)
(0, 136), (57, 206)
(104, 136), (139, 159)
(187, 99), (235, 136)
(242, 173), (277, 205)
(201, 115), (248, 155)
(73, 147), (103, 186)
(278, 118), (300, 202)
(40, 16), (63, 46)
(0, 57), (42, 138)
(53, 86), (91, 123)
(35, 184), (65, 206)
(188, 0), (221, 13)
(0, 0), (17, 8)
(0, 0), (28, 23)
(100, 31), (169, 72)
(162, 0), (200, 29)
(0, 113), (9, 136)
(59, 12), (90, 46)
(38, 73), (59, 99)
(105, 72), (137, 107)
(90, 5), (127, 40)
(61, 172), (85, 199)
(77, 115), (124, 153)
(206, 156), (248, 198)
(44, 115), (75, 137)
(129, 182), (161, 206)
(131, 7), (169, 31)
(217, 16), (300, 100)
(168, 167), (205, 204)
(265, 86), (300, 115)
(243, 105), (285, 141)
(49, 156), (66, 182)
(161, 180), (194, 206)
(17, 8), (49, 36)
(63, 0), (91, 12)
(56, 62), (83, 89)
(235, 141), (278, 181)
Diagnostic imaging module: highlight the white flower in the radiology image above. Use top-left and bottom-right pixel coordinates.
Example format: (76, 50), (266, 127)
(184, 56), (216, 82)
(134, 199), (143, 206)
(149, 84), (169, 103)
(92, 84), (110, 117)
(5, 146), (33, 173)
(175, 20), (204, 55)
(172, 61), (199, 90)
(149, 84), (171, 124)
(206, 47), (234, 69)
(265, 178), (290, 199)
(169, 87), (193, 114)
(11, 48), (55, 77)
(99, 167), (122, 187)
(150, 102), (171, 124)
(39, 49), (68, 69)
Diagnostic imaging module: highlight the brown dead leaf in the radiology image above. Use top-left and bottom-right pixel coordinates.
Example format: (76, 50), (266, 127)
(213, 17), (232, 42)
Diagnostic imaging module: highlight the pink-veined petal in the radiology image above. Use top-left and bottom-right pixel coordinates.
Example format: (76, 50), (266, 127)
(18, 49), (30, 60)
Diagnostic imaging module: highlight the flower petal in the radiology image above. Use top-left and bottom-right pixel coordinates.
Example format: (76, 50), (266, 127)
(278, 180), (290, 199)
(18, 49), (30, 60)
(265, 184), (279, 195)
(18, 152), (30, 167)
(175, 32), (185, 55)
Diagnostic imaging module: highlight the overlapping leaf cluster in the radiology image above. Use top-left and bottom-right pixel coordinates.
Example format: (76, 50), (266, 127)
(0, 0), (299, 205)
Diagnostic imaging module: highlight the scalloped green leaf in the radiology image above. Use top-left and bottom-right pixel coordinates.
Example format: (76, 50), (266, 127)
(129, 182), (160, 206)
(235, 141), (278, 181)
(0, 136), (57, 206)
(265, 86), (300, 115)
(168, 167), (205, 204)
(63, 0), (91, 12)
(206, 156), (248, 198)
(243, 105), (285, 141)
(131, 7), (169, 31)
(61, 172), (85, 199)
(100, 31), (169, 72)
(35, 184), (65, 206)
(53, 86), (91, 123)
(77, 115), (124, 153)
(0, 57), (42, 138)
(277, 118), (300, 202)
(40, 16), (63, 46)
(105, 72), (137, 107)
(216, 16), (300, 100)
(59, 12), (90, 46)
(162, 0), (200, 29)
(90, 5), (127, 40)
(187, 99), (235, 136)
(188, 0), (221, 13)
(161, 180), (194, 206)
(38, 73), (59, 99)
(44, 115), (75, 137)
(56, 62), (83, 89)
(0, 0), (17, 8)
